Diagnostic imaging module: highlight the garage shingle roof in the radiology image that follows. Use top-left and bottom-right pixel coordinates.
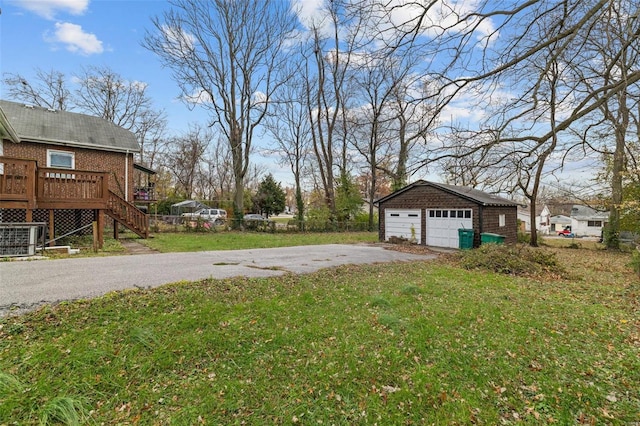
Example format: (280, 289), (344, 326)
(0, 99), (139, 153)
(375, 180), (519, 207)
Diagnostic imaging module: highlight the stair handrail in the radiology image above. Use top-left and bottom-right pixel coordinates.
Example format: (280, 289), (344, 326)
(106, 190), (149, 238)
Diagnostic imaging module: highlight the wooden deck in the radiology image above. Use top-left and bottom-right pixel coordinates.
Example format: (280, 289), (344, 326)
(1, 156), (148, 239)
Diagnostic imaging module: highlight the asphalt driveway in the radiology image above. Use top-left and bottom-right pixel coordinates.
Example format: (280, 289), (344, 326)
(0, 244), (433, 317)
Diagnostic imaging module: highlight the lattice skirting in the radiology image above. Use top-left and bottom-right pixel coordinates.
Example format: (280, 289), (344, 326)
(0, 209), (96, 237)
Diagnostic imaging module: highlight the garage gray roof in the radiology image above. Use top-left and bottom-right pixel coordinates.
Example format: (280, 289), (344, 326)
(0, 99), (139, 153)
(375, 180), (519, 207)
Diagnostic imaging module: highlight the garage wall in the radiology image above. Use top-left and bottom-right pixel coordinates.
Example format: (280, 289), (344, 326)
(378, 184), (518, 247)
(481, 206), (518, 244)
(379, 184), (480, 246)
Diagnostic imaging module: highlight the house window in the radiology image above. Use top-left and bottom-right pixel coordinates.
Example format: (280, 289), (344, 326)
(47, 150), (75, 169)
(47, 149), (75, 178)
(587, 220), (602, 227)
(499, 214), (506, 227)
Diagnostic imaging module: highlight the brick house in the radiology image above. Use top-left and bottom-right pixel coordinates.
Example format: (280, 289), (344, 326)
(375, 180), (519, 248)
(0, 99), (150, 249)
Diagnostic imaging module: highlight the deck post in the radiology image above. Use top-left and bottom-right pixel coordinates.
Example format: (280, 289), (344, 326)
(113, 217), (119, 240)
(96, 210), (104, 249)
(26, 209), (33, 222)
(48, 210), (55, 247)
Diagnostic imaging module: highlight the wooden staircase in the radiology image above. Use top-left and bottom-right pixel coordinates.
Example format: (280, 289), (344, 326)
(106, 190), (149, 238)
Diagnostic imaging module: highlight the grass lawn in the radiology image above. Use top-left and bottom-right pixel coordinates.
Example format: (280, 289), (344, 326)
(1, 246), (638, 424)
(140, 231), (379, 252)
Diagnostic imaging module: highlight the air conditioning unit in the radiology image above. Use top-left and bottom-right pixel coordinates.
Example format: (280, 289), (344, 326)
(0, 224), (39, 257)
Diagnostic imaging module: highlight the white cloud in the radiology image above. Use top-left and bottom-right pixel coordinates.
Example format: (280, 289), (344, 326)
(14, 0), (89, 20)
(160, 24), (196, 60)
(46, 22), (103, 55)
(293, 0), (325, 30)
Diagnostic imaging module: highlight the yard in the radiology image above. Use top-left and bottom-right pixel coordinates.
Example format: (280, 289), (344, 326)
(1, 242), (638, 424)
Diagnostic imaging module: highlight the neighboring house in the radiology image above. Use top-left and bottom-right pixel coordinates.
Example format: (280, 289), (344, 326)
(536, 204), (551, 234)
(0, 99), (150, 249)
(569, 205), (608, 237)
(550, 214), (572, 233)
(375, 180), (519, 249)
(517, 205), (531, 232)
(518, 204), (551, 234)
(549, 206), (609, 237)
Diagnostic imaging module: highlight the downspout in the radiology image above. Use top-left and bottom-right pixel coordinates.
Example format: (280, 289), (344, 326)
(125, 150), (129, 201)
(478, 204), (484, 246)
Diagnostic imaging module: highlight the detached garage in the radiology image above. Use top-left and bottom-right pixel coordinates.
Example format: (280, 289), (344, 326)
(376, 180), (519, 249)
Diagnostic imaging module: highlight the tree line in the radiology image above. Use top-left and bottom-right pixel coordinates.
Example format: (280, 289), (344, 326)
(5, 0), (640, 247)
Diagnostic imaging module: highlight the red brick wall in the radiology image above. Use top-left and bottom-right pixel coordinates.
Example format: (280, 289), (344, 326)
(3, 140), (134, 199)
(378, 184), (517, 246)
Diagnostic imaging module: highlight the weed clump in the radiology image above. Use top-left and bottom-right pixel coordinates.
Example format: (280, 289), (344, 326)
(457, 244), (564, 277)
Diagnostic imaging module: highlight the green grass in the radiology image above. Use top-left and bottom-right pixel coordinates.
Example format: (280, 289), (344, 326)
(1, 246), (638, 424)
(140, 231), (378, 252)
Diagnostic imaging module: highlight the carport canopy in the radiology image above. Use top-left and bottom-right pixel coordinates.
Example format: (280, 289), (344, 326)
(170, 200), (209, 216)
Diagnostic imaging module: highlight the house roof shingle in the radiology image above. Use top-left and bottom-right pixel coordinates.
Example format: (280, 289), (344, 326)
(0, 99), (139, 153)
(375, 180), (520, 207)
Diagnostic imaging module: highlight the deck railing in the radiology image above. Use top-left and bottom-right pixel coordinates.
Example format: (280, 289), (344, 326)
(134, 185), (156, 202)
(37, 167), (109, 208)
(0, 157), (37, 207)
(1, 155), (149, 238)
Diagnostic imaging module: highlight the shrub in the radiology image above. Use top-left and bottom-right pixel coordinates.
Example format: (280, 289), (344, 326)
(457, 244), (564, 277)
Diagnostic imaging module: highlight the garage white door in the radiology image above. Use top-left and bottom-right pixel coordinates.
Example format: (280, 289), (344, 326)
(426, 209), (473, 248)
(385, 209), (422, 244)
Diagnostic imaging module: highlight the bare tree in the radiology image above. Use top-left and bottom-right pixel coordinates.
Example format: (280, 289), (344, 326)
(74, 65), (155, 132)
(3, 68), (72, 111)
(570, 1), (640, 248)
(144, 0), (297, 221)
(348, 52), (410, 230)
(263, 72), (311, 223)
(303, 0), (367, 219)
(165, 125), (210, 199)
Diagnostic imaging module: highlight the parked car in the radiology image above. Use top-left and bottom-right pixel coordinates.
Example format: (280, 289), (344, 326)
(557, 226), (574, 237)
(243, 214), (273, 230)
(182, 208), (227, 225)
(243, 214), (270, 223)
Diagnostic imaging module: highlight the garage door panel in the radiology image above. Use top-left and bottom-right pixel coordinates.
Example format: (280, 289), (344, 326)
(426, 209), (472, 248)
(385, 209), (422, 244)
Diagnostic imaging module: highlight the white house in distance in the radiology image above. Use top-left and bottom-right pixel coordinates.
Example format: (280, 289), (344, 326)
(569, 205), (609, 237)
(550, 205), (609, 237)
(521, 204), (608, 237)
(518, 204), (551, 234)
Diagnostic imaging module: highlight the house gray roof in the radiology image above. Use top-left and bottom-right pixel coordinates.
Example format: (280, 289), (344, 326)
(550, 214), (572, 224)
(570, 205), (609, 220)
(375, 180), (519, 207)
(0, 99), (139, 153)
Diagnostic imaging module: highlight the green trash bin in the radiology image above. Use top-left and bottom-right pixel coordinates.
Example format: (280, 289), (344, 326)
(458, 228), (474, 250)
(480, 233), (505, 245)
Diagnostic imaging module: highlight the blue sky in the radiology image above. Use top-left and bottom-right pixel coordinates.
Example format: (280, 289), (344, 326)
(1, 0), (210, 135)
(0, 0), (598, 189)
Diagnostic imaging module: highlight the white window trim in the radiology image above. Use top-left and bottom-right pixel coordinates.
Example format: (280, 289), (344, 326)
(499, 214), (506, 227)
(47, 149), (75, 169)
(46, 149), (75, 178)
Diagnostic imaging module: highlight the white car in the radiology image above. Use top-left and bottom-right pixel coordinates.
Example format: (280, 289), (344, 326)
(182, 208), (227, 225)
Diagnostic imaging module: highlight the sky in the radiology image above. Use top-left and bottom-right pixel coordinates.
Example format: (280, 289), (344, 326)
(0, 0), (599, 190)
(0, 0), (209, 134)
(0, 0), (329, 186)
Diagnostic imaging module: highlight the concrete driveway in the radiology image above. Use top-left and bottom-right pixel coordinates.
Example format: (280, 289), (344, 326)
(0, 244), (433, 317)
